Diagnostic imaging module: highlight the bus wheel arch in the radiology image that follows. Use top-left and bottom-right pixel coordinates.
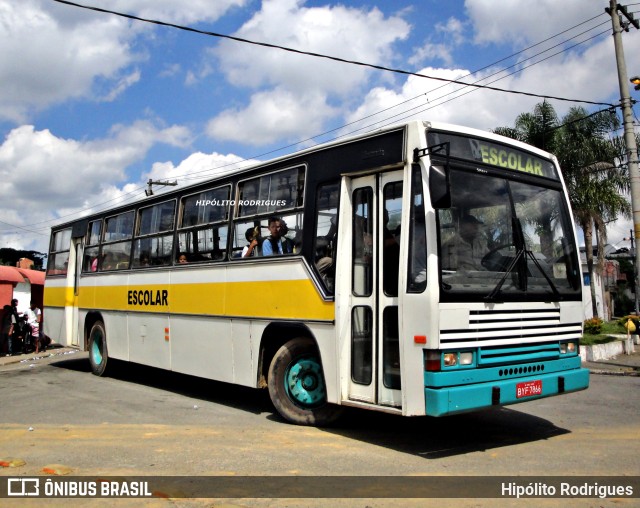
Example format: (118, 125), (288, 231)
(261, 326), (341, 426)
(257, 323), (313, 388)
(86, 314), (109, 376)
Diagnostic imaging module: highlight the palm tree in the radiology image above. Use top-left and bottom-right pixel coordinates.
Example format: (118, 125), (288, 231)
(495, 103), (629, 318)
(556, 107), (629, 317)
(494, 100), (559, 152)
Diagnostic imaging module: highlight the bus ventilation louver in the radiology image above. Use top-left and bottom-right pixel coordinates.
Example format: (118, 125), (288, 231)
(439, 308), (581, 349)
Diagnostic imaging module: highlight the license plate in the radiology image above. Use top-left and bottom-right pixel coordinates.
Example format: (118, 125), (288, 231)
(516, 380), (542, 398)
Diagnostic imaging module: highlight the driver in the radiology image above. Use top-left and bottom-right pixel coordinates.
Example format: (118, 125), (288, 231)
(442, 214), (487, 271)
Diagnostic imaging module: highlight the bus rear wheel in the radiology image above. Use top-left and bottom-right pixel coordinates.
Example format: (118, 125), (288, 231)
(267, 337), (342, 426)
(88, 321), (109, 376)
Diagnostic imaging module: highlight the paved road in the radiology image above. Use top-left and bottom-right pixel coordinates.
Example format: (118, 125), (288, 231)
(1, 350), (638, 507)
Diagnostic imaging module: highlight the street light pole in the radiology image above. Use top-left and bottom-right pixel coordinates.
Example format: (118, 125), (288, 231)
(608, 0), (640, 314)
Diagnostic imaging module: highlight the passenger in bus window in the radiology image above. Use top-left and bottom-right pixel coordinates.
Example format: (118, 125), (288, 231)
(314, 215), (337, 292)
(242, 227), (261, 257)
(262, 217), (293, 256)
(140, 254), (150, 267)
(441, 214), (486, 271)
(177, 253), (188, 264)
(102, 253), (115, 270)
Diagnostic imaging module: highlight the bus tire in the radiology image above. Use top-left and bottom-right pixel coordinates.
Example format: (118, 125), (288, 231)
(88, 321), (109, 376)
(268, 337), (342, 426)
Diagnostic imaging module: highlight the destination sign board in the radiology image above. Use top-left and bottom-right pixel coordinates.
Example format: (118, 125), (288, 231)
(426, 131), (558, 180)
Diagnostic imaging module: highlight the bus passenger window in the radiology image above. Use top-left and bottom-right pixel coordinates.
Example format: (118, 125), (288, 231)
(313, 183), (339, 293)
(179, 187), (230, 263)
(382, 182), (402, 296)
(352, 187), (373, 297)
(408, 165), (427, 292)
(262, 216), (296, 256)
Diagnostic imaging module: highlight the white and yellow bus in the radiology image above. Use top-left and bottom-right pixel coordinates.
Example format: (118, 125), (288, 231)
(44, 120), (589, 425)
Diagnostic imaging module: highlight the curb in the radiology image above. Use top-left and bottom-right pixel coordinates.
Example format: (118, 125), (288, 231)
(586, 368), (640, 377)
(0, 346), (79, 367)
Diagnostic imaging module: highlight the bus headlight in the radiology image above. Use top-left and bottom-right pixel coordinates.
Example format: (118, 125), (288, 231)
(459, 352), (473, 365)
(560, 341), (577, 354)
(443, 353), (457, 366)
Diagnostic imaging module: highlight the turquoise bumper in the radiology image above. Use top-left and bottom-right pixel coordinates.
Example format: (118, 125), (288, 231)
(425, 358), (589, 417)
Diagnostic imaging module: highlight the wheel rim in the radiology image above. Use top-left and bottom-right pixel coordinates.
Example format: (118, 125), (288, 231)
(91, 329), (103, 365)
(285, 356), (326, 408)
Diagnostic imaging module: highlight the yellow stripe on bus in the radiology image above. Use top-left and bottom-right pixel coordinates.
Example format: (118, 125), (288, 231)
(44, 279), (334, 321)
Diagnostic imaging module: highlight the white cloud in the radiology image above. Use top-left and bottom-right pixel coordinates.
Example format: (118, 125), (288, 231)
(409, 17), (467, 67)
(206, 88), (337, 145)
(0, 0), (246, 122)
(213, 0), (409, 94)
(98, 70), (142, 102)
(107, 0), (247, 25)
(205, 0), (410, 145)
(465, 0), (593, 46)
(0, 121), (192, 250)
(143, 151), (255, 188)
(0, 0), (140, 121)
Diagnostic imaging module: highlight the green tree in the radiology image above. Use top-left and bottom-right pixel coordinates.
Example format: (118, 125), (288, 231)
(556, 107), (629, 317)
(493, 100), (559, 152)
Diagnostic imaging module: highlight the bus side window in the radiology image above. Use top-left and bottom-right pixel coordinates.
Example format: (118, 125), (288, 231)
(313, 182), (340, 293)
(408, 165), (427, 292)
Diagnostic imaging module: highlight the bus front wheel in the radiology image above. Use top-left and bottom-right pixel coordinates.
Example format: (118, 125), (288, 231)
(88, 321), (109, 376)
(267, 337), (342, 426)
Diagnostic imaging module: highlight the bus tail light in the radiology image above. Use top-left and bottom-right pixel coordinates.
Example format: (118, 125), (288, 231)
(425, 351), (441, 371)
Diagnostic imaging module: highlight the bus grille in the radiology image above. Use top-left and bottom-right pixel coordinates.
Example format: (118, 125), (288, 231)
(478, 342), (559, 366)
(439, 308), (582, 351)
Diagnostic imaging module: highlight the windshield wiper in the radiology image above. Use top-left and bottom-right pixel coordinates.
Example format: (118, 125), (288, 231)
(485, 218), (559, 301)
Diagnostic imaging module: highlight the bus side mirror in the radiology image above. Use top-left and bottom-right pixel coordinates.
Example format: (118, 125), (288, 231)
(429, 165), (451, 209)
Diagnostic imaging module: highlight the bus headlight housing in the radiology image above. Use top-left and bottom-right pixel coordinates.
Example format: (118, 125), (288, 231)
(560, 341), (577, 354)
(443, 353), (457, 366)
(425, 350), (476, 371)
(459, 351), (474, 365)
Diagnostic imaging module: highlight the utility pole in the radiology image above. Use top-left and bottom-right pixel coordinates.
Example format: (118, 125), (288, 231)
(607, 0), (640, 313)
(145, 179), (178, 197)
(623, 229), (639, 313)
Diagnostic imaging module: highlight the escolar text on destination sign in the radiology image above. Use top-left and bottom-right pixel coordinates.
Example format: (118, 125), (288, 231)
(127, 289), (168, 306)
(478, 144), (544, 175)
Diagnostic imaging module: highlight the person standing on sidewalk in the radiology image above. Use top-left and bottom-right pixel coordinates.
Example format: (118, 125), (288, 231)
(25, 301), (43, 353)
(2, 299), (20, 356)
(1, 305), (14, 355)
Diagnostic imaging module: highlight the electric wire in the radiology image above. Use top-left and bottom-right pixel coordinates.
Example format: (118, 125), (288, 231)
(0, 2), (628, 239)
(52, 0), (614, 108)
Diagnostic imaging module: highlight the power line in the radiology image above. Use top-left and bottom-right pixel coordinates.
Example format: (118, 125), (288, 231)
(176, 16), (618, 181)
(52, 0), (614, 109)
(1, 2), (622, 238)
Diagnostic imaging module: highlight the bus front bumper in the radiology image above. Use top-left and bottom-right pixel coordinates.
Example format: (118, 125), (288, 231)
(424, 367), (590, 417)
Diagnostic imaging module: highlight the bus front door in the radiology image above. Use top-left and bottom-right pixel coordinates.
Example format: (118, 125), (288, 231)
(340, 171), (403, 409)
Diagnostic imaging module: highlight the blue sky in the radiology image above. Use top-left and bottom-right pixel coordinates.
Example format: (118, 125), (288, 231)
(1, 0), (639, 254)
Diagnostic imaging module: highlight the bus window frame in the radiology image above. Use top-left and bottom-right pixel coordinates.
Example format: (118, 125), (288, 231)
(235, 165), (306, 220)
(232, 165), (307, 259)
(46, 227), (73, 276)
(130, 199), (177, 268)
(100, 210), (135, 272)
(177, 185), (232, 264)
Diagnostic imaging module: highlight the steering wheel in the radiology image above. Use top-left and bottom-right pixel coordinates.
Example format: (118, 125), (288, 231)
(481, 243), (515, 271)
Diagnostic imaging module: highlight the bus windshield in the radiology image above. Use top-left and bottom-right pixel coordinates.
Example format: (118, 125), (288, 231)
(437, 168), (581, 302)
